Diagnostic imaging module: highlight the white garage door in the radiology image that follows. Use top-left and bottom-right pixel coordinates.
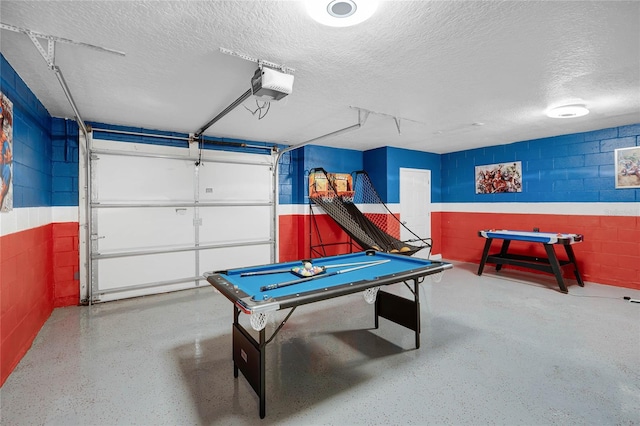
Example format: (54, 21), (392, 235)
(88, 136), (274, 302)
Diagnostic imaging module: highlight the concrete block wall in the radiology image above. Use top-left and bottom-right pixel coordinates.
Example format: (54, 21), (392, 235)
(440, 126), (639, 289)
(50, 118), (81, 307)
(278, 145), (364, 261)
(1, 54), (55, 386)
(278, 145), (446, 261)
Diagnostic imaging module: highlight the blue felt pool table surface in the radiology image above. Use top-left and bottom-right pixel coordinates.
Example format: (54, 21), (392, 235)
(205, 251), (452, 313)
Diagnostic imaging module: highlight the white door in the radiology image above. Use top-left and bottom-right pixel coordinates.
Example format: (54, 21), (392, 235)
(400, 168), (431, 259)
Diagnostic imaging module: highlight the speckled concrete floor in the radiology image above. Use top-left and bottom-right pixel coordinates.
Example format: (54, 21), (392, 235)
(2, 261), (639, 425)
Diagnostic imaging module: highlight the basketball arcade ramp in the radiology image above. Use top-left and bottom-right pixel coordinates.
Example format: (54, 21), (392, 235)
(308, 168), (432, 257)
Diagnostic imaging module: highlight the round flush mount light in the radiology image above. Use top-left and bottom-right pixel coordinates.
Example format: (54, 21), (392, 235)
(305, 0), (379, 27)
(327, 0), (357, 18)
(546, 104), (590, 119)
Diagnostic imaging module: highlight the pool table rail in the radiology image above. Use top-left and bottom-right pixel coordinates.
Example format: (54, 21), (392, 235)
(204, 260), (453, 314)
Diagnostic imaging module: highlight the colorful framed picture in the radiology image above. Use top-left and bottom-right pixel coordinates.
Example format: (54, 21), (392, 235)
(1, 91), (13, 212)
(615, 146), (640, 189)
(475, 161), (522, 194)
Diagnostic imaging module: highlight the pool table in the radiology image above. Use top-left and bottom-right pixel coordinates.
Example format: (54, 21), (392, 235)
(204, 250), (452, 418)
(477, 229), (584, 293)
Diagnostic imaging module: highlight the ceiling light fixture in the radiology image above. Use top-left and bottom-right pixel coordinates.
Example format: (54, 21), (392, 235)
(305, 0), (379, 27)
(546, 104), (590, 119)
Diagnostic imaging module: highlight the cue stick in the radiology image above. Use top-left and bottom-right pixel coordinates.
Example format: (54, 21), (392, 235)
(240, 259), (383, 277)
(241, 268), (300, 277)
(260, 259), (390, 292)
(321, 259), (384, 269)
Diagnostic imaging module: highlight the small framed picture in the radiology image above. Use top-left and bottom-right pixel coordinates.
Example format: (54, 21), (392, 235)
(615, 146), (640, 189)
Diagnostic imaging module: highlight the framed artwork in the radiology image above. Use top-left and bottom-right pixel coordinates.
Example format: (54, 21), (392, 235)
(615, 146), (640, 189)
(1, 91), (13, 212)
(475, 161), (522, 194)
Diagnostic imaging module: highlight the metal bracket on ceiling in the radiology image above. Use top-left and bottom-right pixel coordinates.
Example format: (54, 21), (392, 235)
(0, 22), (126, 59)
(26, 31), (56, 69)
(0, 22), (125, 136)
(358, 109), (370, 126)
(350, 106), (424, 136)
(220, 47), (295, 74)
(394, 117), (401, 135)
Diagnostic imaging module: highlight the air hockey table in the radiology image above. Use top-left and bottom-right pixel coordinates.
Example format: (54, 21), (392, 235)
(477, 229), (584, 293)
(204, 250), (452, 418)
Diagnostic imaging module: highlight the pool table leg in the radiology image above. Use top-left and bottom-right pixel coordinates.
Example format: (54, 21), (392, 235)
(564, 245), (584, 287)
(231, 306), (267, 418)
(543, 244), (568, 294)
(477, 238), (493, 275)
(259, 329), (266, 419)
(414, 280), (420, 349)
(233, 307), (240, 378)
(374, 279), (421, 349)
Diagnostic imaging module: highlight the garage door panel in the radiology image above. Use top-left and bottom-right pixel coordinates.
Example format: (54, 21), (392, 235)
(94, 155), (194, 202)
(96, 207), (195, 252)
(89, 137), (274, 302)
(199, 206), (271, 244)
(97, 251), (195, 290)
(97, 281), (200, 303)
(200, 245), (272, 273)
(198, 163), (271, 202)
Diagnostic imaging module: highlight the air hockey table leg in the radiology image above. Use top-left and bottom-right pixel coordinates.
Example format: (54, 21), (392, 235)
(543, 244), (568, 293)
(495, 239), (511, 272)
(477, 238), (493, 275)
(564, 245), (584, 287)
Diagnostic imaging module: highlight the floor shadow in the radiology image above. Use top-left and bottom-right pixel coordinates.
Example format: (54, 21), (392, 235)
(426, 315), (479, 351)
(326, 328), (406, 357)
(171, 328), (384, 423)
(453, 260), (580, 294)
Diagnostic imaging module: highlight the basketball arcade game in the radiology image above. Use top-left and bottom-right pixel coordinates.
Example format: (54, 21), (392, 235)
(307, 168), (432, 258)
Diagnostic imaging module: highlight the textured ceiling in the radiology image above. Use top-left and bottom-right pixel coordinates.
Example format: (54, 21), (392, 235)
(1, 1), (639, 154)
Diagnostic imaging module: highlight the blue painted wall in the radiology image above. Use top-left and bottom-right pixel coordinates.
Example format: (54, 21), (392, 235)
(280, 144), (363, 204)
(280, 145), (442, 205)
(51, 118), (79, 206)
(1, 54), (53, 208)
(363, 146), (443, 203)
(441, 126), (640, 203)
(363, 147), (388, 201)
(384, 147), (442, 204)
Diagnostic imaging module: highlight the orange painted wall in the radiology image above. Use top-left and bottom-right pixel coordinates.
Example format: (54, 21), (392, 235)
(0, 222), (79, 386)
(441, 212), (639, 290)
